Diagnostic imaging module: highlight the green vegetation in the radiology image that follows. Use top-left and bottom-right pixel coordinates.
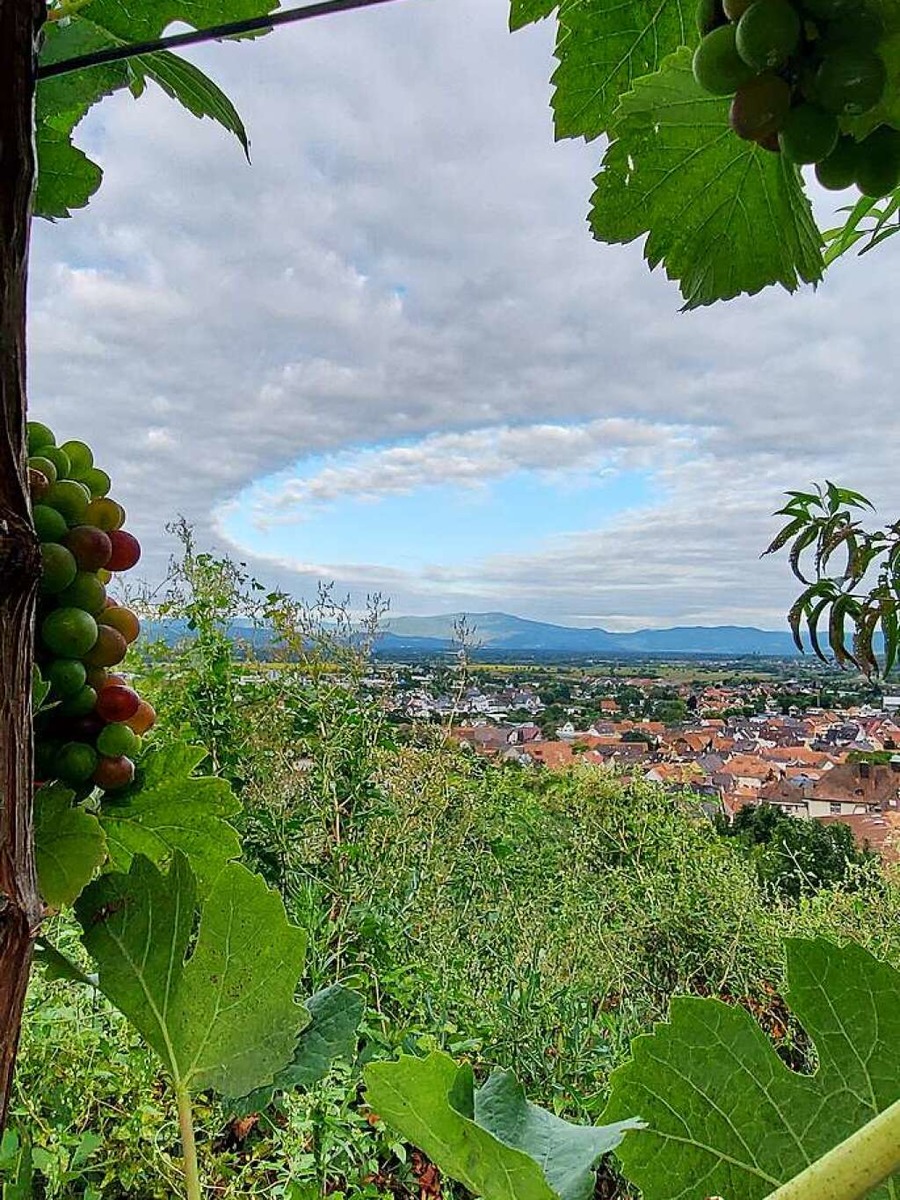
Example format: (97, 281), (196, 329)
(15, 532), (900, 1196)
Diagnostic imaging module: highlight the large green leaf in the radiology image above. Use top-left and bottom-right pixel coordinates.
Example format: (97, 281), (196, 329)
(34, 784), (106, 909)
(77, 853), (308, 1097)
(604, 938), (900, 1199)
(550, 0), (696, 141)
(35, 0), (271, 218)
(590, 49), (824, 307)
(98, 743), (241, 896)
(231, 984), (365, 1115)
(131, 52), (249, 156)
(365, 1050), (640, 1200)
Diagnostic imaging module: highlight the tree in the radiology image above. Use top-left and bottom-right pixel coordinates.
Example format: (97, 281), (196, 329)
(0, 0), (48, 1128)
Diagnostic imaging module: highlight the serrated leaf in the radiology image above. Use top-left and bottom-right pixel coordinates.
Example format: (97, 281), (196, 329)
(604, 938), (900, 1200)
(35, 0), (272, 218)
(365, 1050), (640, 1200)
(590, 50), (824, 308)
(230, 984), (364, 1115)
(132, 52), (250, 156)
(77, 853), (307, 1096)
(510, 0), (558, 31)
(34, 784), (106, 909)
(99, 743), (241, 896)
(551, 0), (696, 141)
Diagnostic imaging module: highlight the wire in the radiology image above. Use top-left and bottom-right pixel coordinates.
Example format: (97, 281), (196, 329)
(37, 0), (409, 79)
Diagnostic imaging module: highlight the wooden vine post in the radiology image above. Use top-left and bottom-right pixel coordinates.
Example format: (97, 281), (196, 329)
(0, 0), (47, 1130)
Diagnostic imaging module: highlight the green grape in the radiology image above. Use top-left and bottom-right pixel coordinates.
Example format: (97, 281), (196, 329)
(27, 421), (56, 454)
(41, 446), (72, 480)
(82, 467), (111, 498)
(59, 440), (94, 478)
(855, 125), (900, 195)
(778, 103), (839, 163)
(60, 686), (99, 718)
(730, 73), (792, 140)
(40, 543), (78, 595)
(46, 480), (90, 526)
(818, 9), (883, 51)
(96, 722), (140, 758)
(815, 133), (859, 188)
(816, 48), (886, 115)
(723, 0), (754, 18)
(697, 0), (726, 34)
(28, 455), (58, 485)
(47, 658), (87, 698)
(693, 25), (756, 95)
(736, 0), (801, 70)
(41, 607), (98, 658)
(56, 741), (98, 785)
(84, 498), (125, 532)
(32, 504), (68, 543)
(58, 571), (107, 616)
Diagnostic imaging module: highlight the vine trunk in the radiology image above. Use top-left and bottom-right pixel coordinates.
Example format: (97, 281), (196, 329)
(0, 0), (45, 1132)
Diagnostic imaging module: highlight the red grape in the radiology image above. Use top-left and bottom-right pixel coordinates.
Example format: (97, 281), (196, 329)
(107, 530), (141, 571)
(96, 684), (141, 722)
(82, 625), (128, 668)
(93, 755), (135, 790)
(64, 525), (112, 571)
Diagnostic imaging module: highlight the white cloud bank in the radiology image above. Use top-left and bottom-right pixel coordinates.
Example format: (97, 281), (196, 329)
(26, 0), (900, 628)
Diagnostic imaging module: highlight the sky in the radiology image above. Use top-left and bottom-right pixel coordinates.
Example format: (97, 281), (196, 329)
(27, 0), (900, 631)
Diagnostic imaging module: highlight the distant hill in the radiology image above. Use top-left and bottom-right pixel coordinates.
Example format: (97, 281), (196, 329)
(141, 611), (804, 658)
(380, 612), (802, 656)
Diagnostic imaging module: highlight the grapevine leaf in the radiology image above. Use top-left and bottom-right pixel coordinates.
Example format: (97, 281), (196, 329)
(131, 52), (250, 157)
(35, 0), (273, 218)
(365, 1050), (640, 1200)
(590, 50), (824, 308)
(230, 984), (364, 1116)
(509, 0), (557, 31)
(551, 0), (697, 141)
(75, 0), (278, 43)
(604, 938), (900, 1200)
(33, 784), (106, 909)
(34, 21), (134, 217)
(98, 743), (241, 896)
(77, 853), (308, 1097)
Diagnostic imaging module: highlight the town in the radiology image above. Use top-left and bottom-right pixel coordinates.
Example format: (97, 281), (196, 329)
(381, 656), (900, 861)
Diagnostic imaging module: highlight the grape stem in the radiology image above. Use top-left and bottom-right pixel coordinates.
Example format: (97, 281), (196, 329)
(175, 1084), (202, 1200)
(765, 1095), (900, 1200)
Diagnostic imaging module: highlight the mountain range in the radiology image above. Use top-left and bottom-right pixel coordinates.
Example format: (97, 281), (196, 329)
(377, 612), (802, 656)
(143, 611), (804, 657)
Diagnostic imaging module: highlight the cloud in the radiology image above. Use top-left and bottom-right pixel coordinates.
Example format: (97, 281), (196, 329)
(25, 0), (900, 629)
(233, 417), (696, 518)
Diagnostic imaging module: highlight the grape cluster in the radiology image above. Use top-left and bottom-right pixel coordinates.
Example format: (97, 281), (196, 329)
(29, 421), (156, 796)
(693, 0), (900, 196)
